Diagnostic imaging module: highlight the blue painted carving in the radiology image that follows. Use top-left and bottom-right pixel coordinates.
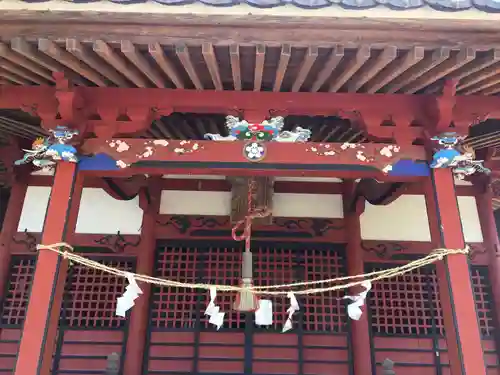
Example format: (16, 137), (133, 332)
(389, 159), (430, 177)
(15, 126), (79, 169)
(78, 153), (121, 171)
(430, 132), (490, 179)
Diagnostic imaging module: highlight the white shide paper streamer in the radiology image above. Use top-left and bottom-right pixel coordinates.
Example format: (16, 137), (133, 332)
(255, 299), (273, 326)
(282, 292), (300, 333)
(116, 273), (143, 317)
(205, 287), (225, 330)
(343, 281), (372, 321)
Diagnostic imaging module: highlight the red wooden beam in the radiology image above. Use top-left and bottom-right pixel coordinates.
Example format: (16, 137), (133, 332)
(80, 139), (426, 176)
(2, 86), (499, 136)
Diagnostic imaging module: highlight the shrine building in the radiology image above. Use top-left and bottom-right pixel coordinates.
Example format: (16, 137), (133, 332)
(0, 2), (499, 375)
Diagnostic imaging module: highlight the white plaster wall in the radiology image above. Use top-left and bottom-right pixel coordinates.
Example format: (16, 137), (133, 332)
(272, 193), (343, 218)
(457, 196), (483, 243)
(75, 188), (143, 234)
(160, 190), (343, 218)
(18, 186), (51, 232)
(160, 190), (231, 216)
(360, 195), (432, 241)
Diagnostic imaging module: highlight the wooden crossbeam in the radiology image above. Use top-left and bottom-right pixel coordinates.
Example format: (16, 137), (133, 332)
(80, 138), (427, 178)
(0, 86), (498, 137)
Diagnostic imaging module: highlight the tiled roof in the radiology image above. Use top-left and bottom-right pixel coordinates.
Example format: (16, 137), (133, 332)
(13, 0), (500, 12)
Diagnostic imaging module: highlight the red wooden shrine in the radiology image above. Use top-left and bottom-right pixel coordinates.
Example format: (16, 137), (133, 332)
(0, 72), (497, 375)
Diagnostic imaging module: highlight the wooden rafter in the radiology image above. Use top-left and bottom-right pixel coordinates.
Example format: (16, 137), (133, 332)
(0, 39), (498, 98)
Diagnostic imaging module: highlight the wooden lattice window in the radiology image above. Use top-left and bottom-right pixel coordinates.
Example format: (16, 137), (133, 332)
(150, 246), (200, 329)
(471, 266), (495, 338)
(150, 243), (346, 333)
(368, 265), (444, 336)
(0, 255), (36, 326)
(60, 258), (134, 329)
(253, 246), (346, 332)
(203, 247), (242, 329)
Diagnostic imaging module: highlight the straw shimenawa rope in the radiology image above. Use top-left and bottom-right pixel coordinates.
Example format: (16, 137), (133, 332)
(37, 242), (469, 296)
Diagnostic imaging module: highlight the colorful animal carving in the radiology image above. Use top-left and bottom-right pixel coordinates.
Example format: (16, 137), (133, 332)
(204, 116), (312, 143)
(204, 116), (312, 162)
(15, 126), (79, 169)
(430, 132), (490, 179)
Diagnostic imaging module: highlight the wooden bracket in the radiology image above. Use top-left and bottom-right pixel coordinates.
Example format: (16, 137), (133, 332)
(39, 72), (87, 134)
(93, 106), (161, 138)
(342, 180), (365, 216)
(429, 79), (459, 135)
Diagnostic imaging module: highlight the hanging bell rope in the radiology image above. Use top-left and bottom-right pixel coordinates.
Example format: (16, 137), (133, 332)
(231, 177), (270, 311)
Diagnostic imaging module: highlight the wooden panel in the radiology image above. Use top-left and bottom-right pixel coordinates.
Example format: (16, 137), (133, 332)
(54, 330), (125, 375)
(0, 329), (21, 374)
(373, 337), (438, 375)
(198, 332), (244, 374)
(0, 255), (36, 374)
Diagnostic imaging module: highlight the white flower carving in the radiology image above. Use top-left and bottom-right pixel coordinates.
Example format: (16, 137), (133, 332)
(115, 140), (130, 153)
(245, 143), (265, 160)
(356, 151), (367, 161)
(153, 140), (169, 146)
(382, 165), (393, 173)
(116, 160), (128, 169)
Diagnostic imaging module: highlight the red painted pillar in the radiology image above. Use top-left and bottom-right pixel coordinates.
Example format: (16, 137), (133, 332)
(475, 184), (500, 346)
(342, 181), (373, 375)
(14, 162), (82, 375)
(0, 175), (28, 299)
(123, 178), (162, 375)
(425, 169), (487, 375)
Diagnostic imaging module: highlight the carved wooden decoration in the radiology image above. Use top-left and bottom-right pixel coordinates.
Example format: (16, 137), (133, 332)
(227, 176), (274, 226)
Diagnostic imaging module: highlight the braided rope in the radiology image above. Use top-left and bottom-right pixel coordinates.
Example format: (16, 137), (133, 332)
(36, 243), (469, 296)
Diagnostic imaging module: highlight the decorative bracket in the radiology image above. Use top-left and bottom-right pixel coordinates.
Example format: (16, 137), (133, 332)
(434, 79), (457, 133)
(38, 72), (86, 134)
(361, 241), (406, 259)
(94, 231), (141, 253)
(12, 229), (37, 252)
(156, 215), (230, 234)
